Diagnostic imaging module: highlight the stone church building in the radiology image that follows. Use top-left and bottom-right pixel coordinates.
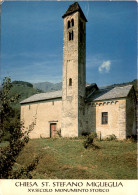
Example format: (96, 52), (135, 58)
(20, 2), (136, 140)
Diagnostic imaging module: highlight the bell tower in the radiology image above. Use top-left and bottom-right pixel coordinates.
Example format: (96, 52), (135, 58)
(61, 2), (87, 137)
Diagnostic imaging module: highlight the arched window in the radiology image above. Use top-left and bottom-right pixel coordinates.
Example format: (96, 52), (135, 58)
(69, 78), (72, 86)
(68, 21), (70, 29)
(71, 19), (74, 27)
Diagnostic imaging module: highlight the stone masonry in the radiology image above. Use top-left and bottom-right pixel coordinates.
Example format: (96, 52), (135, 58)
(61, 3), (87, 137)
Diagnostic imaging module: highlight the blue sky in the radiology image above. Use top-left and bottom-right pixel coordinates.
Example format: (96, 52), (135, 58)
(1, 0), (137, 86)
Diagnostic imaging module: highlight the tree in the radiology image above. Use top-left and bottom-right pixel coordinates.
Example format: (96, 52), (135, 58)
(0, 77), (20, 140)
(0, 77), (31, 178)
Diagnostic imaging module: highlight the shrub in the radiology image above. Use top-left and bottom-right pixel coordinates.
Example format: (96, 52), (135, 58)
(9, 157), (39, 179)
(57, 129), (61, 137)
(106, 134), (117, 141)
(81, 131), (90, 137)
(126, 135), (137, 142)
(2, 132), (11, 142)
(83, 132), (97, 149)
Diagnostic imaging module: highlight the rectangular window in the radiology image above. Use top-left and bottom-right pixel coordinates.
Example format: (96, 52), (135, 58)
(102, 112), (108, 124)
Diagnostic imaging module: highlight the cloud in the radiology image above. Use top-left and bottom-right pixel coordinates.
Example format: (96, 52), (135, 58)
(98, 60), (111, 73)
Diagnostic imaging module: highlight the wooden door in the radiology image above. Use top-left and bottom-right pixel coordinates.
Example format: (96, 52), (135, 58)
(50, 123), (56, 137)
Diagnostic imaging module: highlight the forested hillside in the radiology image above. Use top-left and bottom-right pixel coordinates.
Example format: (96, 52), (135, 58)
(9, 81), (43, 112)
(112, 79), (137, 91)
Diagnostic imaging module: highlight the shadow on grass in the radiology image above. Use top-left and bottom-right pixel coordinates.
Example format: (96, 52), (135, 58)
(85, 143), (101, 150)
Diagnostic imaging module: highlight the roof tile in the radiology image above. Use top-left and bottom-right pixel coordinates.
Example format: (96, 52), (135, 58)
(20, 90), (62, 104)
(87, 85), (133, 102)
(62, 2), (87, 22)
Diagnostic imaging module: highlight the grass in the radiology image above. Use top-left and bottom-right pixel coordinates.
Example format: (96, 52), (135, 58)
(3, 137), (137, 179)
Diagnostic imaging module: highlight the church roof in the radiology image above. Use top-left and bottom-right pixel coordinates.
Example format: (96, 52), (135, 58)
(87, 84), (133, 102)
(20, 90), (62, 104)
(62, 2), (87, 22)
(20, 84), (133, 104)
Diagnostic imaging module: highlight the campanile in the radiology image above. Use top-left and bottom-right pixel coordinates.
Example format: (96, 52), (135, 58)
(61, 2), (87, 137)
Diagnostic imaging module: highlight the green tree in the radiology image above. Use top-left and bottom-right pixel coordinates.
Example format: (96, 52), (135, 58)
(0, 77), (20, 140)
(0, 77), (31, 178)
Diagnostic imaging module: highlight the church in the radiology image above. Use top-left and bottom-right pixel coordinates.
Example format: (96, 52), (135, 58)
(20, 2), (136, 140)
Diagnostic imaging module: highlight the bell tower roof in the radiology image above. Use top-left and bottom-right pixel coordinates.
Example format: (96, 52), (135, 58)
(62, 2), (87, 22)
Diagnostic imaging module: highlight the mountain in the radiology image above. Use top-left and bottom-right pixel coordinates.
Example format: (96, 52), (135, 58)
(9, 81), (43, 111)
(33, 79), (137, 93)
(114, 79), (137, 92)
(131, 79), (137, 91)
(99, 79), (137, 91)
(12, 81), (33, 88)
(33, 81), (62, 92)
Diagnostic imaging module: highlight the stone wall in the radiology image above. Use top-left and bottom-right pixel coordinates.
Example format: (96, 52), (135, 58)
(21, 99), (62, 138)
(61, 12), (79, 137)
(78, 13), (86, 136)
(126, 88), (137, 136)
(61, 11), (86, 137)
(86, 99), (127, 139)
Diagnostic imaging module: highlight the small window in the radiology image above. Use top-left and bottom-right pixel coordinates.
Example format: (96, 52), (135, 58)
(69, 32), (71, 41)
(71, 19), (74, 27)
(68, 21), (70, 29)
(69, 31), (74, 41)
(52, 101), (54, 105)
(72, 30), (74, 40)
(102, 112), (108, 124)
(69, 78), (72, 86)
(29, 105), (31, 110)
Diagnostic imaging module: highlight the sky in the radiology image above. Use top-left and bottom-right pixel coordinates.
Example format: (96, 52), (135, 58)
(1, 0), (137, 86)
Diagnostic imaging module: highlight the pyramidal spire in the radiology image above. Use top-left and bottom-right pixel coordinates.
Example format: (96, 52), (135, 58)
(62, 2), (87, 22)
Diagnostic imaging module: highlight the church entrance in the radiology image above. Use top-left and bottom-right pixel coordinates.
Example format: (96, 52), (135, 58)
(50, 123), (57, 137)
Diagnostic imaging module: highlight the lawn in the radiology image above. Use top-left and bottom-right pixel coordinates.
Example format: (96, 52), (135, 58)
(12, 137), (137, 179)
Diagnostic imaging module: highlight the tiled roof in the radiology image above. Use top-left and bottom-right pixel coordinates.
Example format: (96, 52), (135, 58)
(87, 85), (133, 102)
(62, 2), (87, 22)
(20, 84), (133, 104)
(20, 90), (62, 104)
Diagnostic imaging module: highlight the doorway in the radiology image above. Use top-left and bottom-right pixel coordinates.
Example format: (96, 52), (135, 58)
(50, 123), (57, 137)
